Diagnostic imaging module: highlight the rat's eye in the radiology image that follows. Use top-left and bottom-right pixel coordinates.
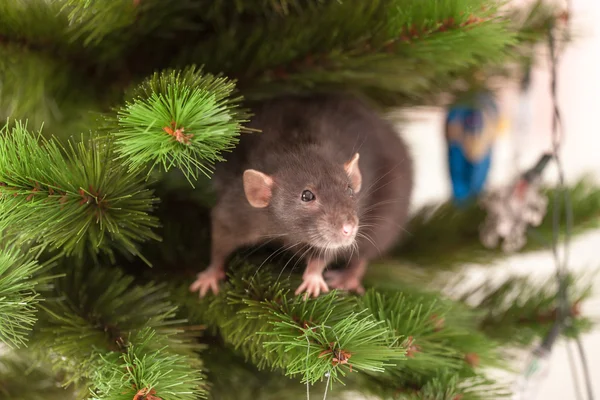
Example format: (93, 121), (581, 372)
(301, 190), (315, 202)
(346, 185), (354, 197)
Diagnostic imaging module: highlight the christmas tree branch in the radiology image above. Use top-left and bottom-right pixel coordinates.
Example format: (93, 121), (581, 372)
(90, 328), (205, 400)
(393, 177), (600, 268)
(0, 1), (113, 133)
(31, 264), (206, 398)
(114, 66), (248, 185)
(0, 122), (160, 262)
(0, 350), (79, 400)
(177, 0), (513, 101)
(185, 263), (405, 385)
(0, 44), (93, 132)
(356, 288), (504, 398)
(453, 272), (596, 346)
(172, 262), (505, 396)
(0, 247), (46, 349)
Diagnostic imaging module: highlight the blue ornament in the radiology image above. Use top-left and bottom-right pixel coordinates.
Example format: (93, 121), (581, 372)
(445, 93), (499, 206)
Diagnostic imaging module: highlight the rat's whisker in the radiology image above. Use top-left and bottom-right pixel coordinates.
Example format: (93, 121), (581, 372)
(287, 245), (314, 281)
(358, 177), (411, 201)
(357, 232), (382, 256)
(357, 223), (380, 230)
(359, 216), (407, 232)
(241, 233), (289, 258)
(359, 198), (407, 214)
(253, 241), (302, 280)
(357, 159), (409, 198)
(278, 243), (309, 283)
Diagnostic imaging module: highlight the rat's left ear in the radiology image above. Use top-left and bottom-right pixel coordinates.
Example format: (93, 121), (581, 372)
(344, 153), (362, 193)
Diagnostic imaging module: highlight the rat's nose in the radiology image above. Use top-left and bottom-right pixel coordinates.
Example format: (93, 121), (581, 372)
(342, 223), (355, 236)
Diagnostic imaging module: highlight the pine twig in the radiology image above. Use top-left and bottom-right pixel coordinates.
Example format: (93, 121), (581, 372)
(394, 177), (600, 268)
(0, 248), (46, 349)
(0, 122), (160, 263)
(114, 65), (248, 185)
(31, 263), (206, 398)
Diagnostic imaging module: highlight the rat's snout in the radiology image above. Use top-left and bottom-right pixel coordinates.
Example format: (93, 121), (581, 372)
(338, 216), (358, 243)
(342, 222), (356, 236)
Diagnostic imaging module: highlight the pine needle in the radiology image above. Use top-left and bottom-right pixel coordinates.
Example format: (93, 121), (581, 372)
(115, 66), (248, 186)
(0, 248), (45, 348)
(0, 121), (160, 262)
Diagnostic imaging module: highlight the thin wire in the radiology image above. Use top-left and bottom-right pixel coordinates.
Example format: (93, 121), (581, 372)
(567, 339), (584, 400)
(575, 335), (595, 400)
(547, 6), (595, 399)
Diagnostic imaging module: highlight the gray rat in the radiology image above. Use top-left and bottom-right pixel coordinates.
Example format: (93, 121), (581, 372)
(189, 93), (413, 298)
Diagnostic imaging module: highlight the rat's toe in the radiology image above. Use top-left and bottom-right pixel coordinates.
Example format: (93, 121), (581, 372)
(190, 267), (225, 298)
(296, 273), (329, 299)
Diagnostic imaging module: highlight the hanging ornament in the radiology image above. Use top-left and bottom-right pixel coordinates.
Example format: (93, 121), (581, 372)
(445, 92), (500, 206)
(479, 153), (552, 253)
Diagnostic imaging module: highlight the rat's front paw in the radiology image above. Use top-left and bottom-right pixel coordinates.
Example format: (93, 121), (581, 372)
(295, 273), (329, 299)
(325, 270), (365, 295)
(189, 266), (226, 298)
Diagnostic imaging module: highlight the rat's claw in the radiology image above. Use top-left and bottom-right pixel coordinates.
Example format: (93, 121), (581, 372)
(189, 267), (225, 298)
(295, 273), (329, 299)
(324, 270), (365, 295)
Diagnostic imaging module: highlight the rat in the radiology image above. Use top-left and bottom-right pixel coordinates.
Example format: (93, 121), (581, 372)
(189, 93), (413, 298)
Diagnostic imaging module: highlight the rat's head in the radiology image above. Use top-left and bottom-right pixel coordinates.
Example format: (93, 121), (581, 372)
(243, 151), (362, 252)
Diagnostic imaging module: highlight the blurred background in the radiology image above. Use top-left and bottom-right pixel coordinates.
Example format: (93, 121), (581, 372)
(398, 0), (600, 396)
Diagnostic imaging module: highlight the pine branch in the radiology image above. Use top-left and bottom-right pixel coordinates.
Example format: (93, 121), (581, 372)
(509, 0), (561, 44)
(59, 0), (213, 58)
(91, 328), (205, 400)
(60, 0), (139, 47)
(173, 0), (513, 103)
(452, 272), (596, 346)
(30, 263), (206, 398)
(114, 66), (248, 185)
(202, 339), (363, 400)
(0, 1), (70, 46)
(0, 45), (93, 132)
(354, 288), (505, 399)
(0, 350), (79, 400)
(172, 262), (508, 396)
(393, 178), (600, 268)
(0, 1), (118, 134)
(0, 122), (160, 263)
(33, 264), (193, 381)
(173, 263), (405, 386)
(0, 247), (45, 349)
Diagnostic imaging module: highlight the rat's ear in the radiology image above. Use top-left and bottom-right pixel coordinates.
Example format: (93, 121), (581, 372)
(243, 169), (274, 208)
(344, 153), (362, 193)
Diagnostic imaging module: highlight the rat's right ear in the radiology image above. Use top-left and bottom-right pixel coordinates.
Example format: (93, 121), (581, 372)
(243, 169), (274, 208)
(344, 153), (362, 193)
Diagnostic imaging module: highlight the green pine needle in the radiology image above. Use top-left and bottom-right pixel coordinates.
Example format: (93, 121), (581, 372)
(91, 328), (206, 400)
(115, 66), (248, 185)
(0, 248), (45, 349)
(60, 0), (137, 46)
(264, 308), (404, 385)
(0, 121), (160, 263)
(33, 264), (200, 385)
(0, 350), (79, 400)
(455, 272), (596, 346)
(394, 177), (600, 268)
